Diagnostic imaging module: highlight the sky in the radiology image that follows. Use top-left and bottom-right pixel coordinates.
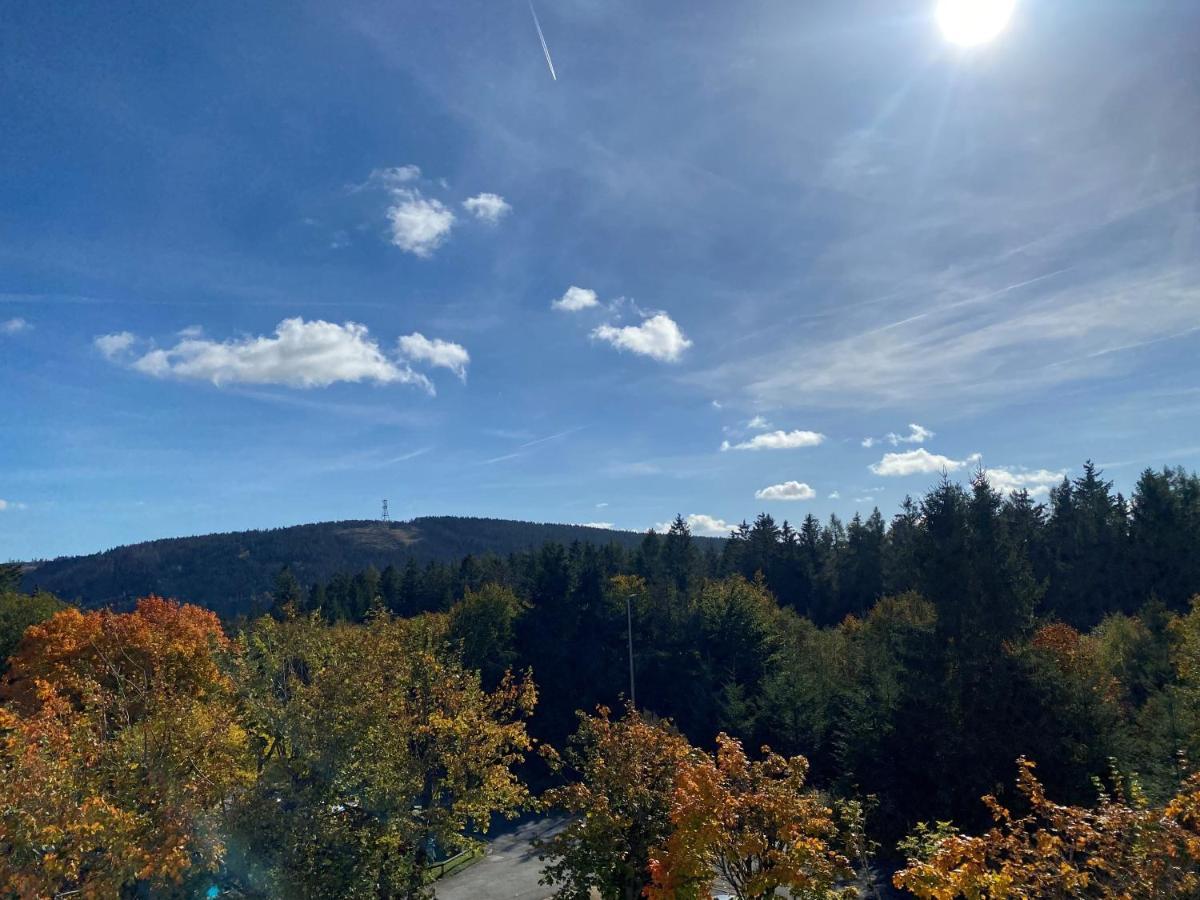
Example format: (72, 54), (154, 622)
(2, 0), (1198, 560)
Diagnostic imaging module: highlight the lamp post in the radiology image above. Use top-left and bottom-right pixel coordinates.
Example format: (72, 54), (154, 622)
(625, 594), (637, 708)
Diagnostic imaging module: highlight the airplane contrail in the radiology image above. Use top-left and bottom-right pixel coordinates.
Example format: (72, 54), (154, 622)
(528, 0), (557, 81)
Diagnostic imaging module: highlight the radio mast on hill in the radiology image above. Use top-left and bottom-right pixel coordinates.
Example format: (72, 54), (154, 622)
(381, 499), (390, 523)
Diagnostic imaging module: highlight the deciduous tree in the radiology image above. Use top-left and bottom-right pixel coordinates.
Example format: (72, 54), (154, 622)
(647, 733), (851, 900)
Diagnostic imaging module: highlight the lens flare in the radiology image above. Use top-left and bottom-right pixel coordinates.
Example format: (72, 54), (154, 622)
(937, 0), (1016, 46)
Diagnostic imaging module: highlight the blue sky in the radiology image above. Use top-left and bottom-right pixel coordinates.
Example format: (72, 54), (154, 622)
(2, 0), (1198, 559)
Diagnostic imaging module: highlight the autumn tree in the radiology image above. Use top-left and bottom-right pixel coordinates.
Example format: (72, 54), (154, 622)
(647, 733), (852, 900)
(226, 611), (536, 899)
(538, 704), (698, 900)
(0, 598), (251, 898)
(895, 758), (1200, 898)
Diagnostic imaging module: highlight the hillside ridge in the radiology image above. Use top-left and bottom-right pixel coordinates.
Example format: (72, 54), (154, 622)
(21, 516), (720, 616)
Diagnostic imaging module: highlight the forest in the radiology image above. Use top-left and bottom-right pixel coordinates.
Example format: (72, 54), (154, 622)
(4, 461), (1200, 897)
(19, 516), (707, 617)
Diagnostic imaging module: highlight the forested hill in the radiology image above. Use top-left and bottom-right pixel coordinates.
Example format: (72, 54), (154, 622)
(21, 517), (717, 616)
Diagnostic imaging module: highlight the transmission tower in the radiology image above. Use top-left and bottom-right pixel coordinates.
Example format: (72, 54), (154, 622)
(381, 499), (390, 523)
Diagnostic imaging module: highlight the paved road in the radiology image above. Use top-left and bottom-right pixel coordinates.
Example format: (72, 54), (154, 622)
(434, 817), (568, 900)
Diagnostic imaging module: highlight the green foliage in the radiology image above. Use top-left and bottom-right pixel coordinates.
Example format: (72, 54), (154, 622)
(224, 611), (537, 899)
(0, 586), (65, 672)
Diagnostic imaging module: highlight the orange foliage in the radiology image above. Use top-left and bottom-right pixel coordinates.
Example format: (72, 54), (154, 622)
(895, 758), (1200, 899)
(0, 598), (250, 898)
(647, 733), (851, 900)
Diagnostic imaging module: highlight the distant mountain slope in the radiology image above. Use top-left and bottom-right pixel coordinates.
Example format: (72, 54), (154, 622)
(22, 517), (720, 616)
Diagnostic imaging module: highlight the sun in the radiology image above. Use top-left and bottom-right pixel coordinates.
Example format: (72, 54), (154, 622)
(936, 0), (1016, 46)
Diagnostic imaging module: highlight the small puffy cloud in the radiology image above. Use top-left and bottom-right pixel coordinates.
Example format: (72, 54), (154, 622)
(94, 331), (137, 360)
(854, 496), (876, 504)
(828, 491), (841, 499)
(579, 521), (615, 530)
(462, 192), (512, 223)
(722, 429), (826, 451)
(397, 332), (470, 381)
(887, 423), (935, 446)
(592, 313), (691, 362)
(747, 415), (772, 430)
(105, 318), (435, 392)
(552, 286), (600, 312)
(177, 325), (205, 338)
(861, 437), (878, 448)
(984, 466), (1067, 498)
(870, 448), (981, 477)
(2, 317), (31, 334)
(654, 513), (733, 537)
(755, 481), (817, 501)
(387, 190), (456, 258)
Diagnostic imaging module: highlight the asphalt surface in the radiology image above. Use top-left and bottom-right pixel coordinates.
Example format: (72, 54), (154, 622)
(434, 817), (568, 900)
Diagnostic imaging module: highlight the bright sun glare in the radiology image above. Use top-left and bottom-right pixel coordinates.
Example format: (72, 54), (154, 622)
(937, 0), (1016, 46)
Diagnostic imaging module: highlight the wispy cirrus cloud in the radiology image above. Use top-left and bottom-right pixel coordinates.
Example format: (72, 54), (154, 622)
(1, 317), (31, 334)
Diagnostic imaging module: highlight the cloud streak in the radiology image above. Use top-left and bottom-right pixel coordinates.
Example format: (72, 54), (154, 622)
(722, 429), (825, 451)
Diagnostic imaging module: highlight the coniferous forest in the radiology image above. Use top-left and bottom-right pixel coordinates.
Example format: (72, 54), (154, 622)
(5, 462), (1200, 897)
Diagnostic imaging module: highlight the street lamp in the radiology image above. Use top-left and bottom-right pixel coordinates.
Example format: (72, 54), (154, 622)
(625, 593), (637, 708)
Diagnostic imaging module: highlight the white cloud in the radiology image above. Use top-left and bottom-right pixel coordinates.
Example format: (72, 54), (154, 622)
(853, 496), (876, 504)
(654, 513), (733, 537)
(0, 499), (26, 511)
(370, 165), (422, 187)
(609, 461), (662, 476)
(397, 332), (470, 381)
(861, 437), (877, 448)
(0, 499), (7, 511)
(721, 267), (1200, 412)
(2, 317), (30, 334)
(387, 190), (456, 258)
(592, 313), (691, 362)
(984, 466), (1067, 498)
(828, 491), (841, 499)
(887, 423), (935, 446)
(552, 286), (600, 312)
(177, 325), (205, 339)
(722, 429), (826, 451)
(462, 192), (512, 223)
(755, 481), (817, 501)
(94, 331), (137, 360)
(747, 415), (772, 430)
(869, 448), (982, 477)
(579, 521), (615, 530)
(108, 318), (434, 392)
